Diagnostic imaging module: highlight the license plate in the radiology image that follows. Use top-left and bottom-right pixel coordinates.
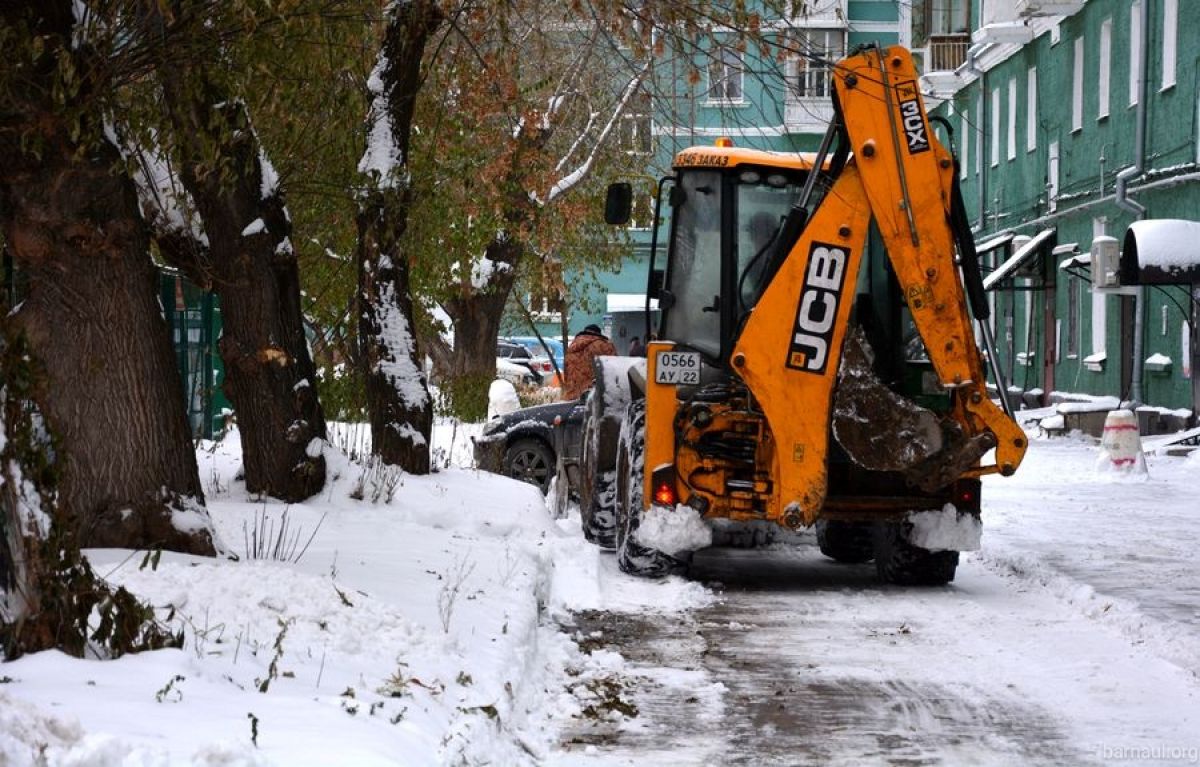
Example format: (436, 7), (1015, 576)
(655, 350), (701, 385)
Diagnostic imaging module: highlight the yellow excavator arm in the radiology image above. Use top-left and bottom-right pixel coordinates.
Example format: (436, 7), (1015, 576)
(731, 45), (1027, 525)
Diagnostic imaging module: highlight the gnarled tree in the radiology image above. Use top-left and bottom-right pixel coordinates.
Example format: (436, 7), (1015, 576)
(0, 1), (218, 554)
(134, 1), (328, 502)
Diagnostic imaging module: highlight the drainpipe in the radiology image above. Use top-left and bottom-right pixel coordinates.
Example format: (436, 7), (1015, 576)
(1113, 0), (1150, 405)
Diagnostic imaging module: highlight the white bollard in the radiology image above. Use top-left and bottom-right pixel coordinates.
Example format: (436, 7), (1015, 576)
(1096, 409), (1148, 477)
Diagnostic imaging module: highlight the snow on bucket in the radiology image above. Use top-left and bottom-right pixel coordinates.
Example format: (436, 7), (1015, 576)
(1096, 409), (1148, 477)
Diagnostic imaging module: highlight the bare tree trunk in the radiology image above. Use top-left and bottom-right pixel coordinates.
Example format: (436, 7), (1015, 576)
(159, 71), (328, 502)
(0, 2), (217, 555)
(357, 1), (441, 472)
(441, 237), (521, 419)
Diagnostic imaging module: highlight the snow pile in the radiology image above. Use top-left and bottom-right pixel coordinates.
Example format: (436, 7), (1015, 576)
(906, 504), (981, 552)
(634, 503), (713, 557)
(597, 357), (646, 413)
(0, 422), (564, 765)
(487, 378), (520, 419)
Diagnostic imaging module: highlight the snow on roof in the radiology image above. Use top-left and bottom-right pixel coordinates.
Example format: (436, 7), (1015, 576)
(1060, 252), (1091, 270)
(975, 231), (1015, 255)
(1127, 219), (1200, 273)
(606, 293), (660, 313)
(983, 228), (1055, 290)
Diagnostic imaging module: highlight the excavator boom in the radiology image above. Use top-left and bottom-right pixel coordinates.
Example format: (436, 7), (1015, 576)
(730, 45), (1026, 525)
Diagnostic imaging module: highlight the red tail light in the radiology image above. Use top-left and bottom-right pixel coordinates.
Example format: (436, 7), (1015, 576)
(653, 482), (676, 506)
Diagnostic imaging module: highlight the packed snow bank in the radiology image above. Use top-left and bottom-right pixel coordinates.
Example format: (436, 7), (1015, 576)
(0, 421), (570, 766)
(907, 505), (982, 552)
(634, 504), (713, 557)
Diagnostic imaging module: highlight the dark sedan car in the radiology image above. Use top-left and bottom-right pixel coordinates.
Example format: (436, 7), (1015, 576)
(472, 396), (586, 495)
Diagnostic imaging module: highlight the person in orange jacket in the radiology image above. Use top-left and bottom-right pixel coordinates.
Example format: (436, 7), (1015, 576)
(562, 324), (616, 400)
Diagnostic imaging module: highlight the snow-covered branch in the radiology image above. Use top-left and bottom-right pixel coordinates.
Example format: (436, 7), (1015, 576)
(545, 61), (650, 204)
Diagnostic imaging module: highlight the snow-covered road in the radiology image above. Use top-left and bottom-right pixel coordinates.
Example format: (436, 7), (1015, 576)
(548, 436), (1200, 766)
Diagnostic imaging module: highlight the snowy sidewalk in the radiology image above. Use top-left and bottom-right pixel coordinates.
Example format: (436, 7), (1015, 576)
(977, 429), (1200, 679)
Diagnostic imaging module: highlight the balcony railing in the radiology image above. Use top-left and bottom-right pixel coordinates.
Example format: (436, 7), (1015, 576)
(927, 34), (969, 72)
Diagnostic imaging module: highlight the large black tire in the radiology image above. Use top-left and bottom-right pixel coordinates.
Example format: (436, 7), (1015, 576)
(615, 400), (681, 578)
(816, 520), (875, 563)
(578, 399), (617, 549)
(503, 437), (554, 494)
(873, 521), (959, 585)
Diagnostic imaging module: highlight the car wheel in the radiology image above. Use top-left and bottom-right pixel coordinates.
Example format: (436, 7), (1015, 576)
(503, 438), (555, 493)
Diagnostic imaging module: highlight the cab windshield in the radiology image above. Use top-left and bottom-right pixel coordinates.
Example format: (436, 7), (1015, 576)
(660, 167), (803, 363)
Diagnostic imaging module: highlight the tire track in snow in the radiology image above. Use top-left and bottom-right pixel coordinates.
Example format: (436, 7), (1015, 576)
(972, 547), (1200, 681)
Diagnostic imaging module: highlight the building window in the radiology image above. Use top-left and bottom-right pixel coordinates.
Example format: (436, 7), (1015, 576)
(708, 46), (744, 102)
(1184, 320), (1192, 379)
(789, 28), (845, 100)
(1067, 277), (1080, 359)
(1007, 78), (1017, 161)
(1130, 1), (1142, 106)
(1027, 67), (1038, 152)
(1098, 18), (1111, 119)
(1072, 36), (1084, 132)
(1162, 0), (1177, 90)
(619, 89), (653, 155)
(1048, 141), (1060, 212)
(975, 92), (983, 175)
(1091, 217), (1108, 360)
(991, 87), (1000, 167)
(927, 0), (969, 35)
(960, 108), (969, 180)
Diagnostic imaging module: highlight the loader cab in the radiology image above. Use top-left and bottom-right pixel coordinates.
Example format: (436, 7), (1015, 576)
(650, 146), (816, 368)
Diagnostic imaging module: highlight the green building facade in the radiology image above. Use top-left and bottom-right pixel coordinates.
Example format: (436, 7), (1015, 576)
(925, 0), (1196, 417)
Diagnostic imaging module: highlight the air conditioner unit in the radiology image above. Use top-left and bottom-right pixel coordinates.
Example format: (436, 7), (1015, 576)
(1091, 236), (1121, 289)
(1015, 0), (1085, 17)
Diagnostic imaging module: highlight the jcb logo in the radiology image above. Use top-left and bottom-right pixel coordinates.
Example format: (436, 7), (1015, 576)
(896, 80), (930, 155)
(786, 242), (848, 374)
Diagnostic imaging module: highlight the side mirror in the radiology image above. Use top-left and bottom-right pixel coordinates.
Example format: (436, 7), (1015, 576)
(648, 269), (664, 300)
(604, 182), (632, 225)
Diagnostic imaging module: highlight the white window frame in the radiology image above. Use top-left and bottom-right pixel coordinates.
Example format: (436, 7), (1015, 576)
(787, 28), (846, 101)
(1048, 141), (1060, 212)
(991, 87), (1001, 167)
(1066, 281), (1079, 359)
(1162, 0), (1177, 91)
(1098, 18), (1111, 119)
(960, 108), (970, 180)
(1007, 78), (1017, 161)
(1072, 36), (1084, 132)
(975, 92), (984, 175)
(1130, 1), (1142, 106)
(1027, 67), (1038, 152)
(707, 46), (745, 103)
(1091, 217), (1108, 358)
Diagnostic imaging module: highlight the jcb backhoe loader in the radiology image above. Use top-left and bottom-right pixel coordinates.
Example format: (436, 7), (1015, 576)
(573, 45), (1027, 585)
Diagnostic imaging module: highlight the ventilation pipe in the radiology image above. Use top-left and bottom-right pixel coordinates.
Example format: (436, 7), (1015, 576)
(1113, 0), (1150, 404)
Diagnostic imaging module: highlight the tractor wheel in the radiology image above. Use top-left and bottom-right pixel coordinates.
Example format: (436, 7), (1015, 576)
(873, 521), (959, 585)
(615, 400), (681, 578)
(578, 397), (617, 549)
(816, 520), (875, 563)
